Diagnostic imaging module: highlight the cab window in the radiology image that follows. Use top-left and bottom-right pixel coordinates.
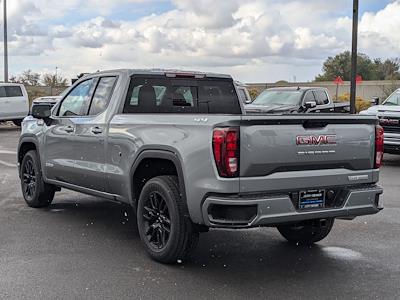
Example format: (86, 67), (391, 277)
(88, 77), (117, 115)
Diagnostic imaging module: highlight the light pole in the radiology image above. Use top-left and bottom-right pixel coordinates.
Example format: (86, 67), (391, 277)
(350, 0), (359, 114)
(3, 0), (8, 83)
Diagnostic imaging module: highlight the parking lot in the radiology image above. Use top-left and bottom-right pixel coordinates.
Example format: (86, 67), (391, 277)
(0, 123), (399, 299)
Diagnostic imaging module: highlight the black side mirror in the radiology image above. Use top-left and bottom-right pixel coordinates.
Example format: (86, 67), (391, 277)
(371, 97), (380, 106)
(31, 104), (52, 119)
(304, 101), (317, 109)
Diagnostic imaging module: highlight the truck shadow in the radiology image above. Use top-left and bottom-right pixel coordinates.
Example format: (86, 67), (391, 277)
(42, 196), (359, 293)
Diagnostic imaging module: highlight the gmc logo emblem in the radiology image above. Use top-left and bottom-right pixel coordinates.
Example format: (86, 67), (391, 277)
(296, 135), (337, 145)
(380, 118), (399, 125)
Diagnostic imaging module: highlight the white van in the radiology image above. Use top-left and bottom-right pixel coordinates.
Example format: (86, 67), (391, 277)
(0, 83), (29, 126)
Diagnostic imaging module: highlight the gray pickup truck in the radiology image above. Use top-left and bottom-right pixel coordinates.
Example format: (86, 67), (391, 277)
(18, 69), (383, 263)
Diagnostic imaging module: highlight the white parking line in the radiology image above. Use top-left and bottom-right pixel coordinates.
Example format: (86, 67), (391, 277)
(0, 150), (17, 155)
(0, 160), (16, 168)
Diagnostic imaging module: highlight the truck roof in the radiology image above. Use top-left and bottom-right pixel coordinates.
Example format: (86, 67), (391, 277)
(84, 69), (232, 79)
(268, 86), (328, 92)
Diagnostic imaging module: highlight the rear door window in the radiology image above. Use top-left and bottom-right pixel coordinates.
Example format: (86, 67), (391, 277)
(123, 76), (241, 114)
(5, 86), (23, 97)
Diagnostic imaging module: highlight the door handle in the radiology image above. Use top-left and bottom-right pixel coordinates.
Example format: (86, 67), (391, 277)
(91, 127), (103, 134)
(64, 125), (74, 133)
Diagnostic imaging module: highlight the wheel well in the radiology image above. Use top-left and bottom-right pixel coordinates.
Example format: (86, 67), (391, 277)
(132, 158), (178, 206)
(18, 142), (37, 164)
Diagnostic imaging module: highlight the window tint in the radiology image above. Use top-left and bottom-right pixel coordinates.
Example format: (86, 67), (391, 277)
(123, 77), (241, 114)
(303, 91), (316, 103)
(88, 77), (117, 115)
(314, 90), (329, 105)
(5, 86), (23, 97)
(0, 87), (6, 97)
(58, 79), (94, 117)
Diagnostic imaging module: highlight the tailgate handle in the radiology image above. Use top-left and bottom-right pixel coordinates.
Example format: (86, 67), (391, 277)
(303, 120), (328, 129)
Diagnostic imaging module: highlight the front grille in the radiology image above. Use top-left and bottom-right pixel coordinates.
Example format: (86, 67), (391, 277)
(382, 126), (400, 134)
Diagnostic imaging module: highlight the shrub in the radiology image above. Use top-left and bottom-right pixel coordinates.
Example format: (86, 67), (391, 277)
(336, 92), (371, 113)
(248, 88), (261, 100)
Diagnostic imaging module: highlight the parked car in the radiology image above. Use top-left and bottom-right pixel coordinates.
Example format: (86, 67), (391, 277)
(234, 81), (252, 104)
(31, 96), (62, 108)
(360, 88), (400, 154)
(19, 69), (383, 264)
(245, 87), (349, 114)
(0, 83), (29, 126)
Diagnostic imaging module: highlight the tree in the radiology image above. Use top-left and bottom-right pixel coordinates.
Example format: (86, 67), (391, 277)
(315, 51), (400, 81)
(13, 69), (41, 86)
(42, 73), (68, 87)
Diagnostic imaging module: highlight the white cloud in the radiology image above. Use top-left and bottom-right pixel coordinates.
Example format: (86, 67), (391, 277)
(3, 0), (400, 82)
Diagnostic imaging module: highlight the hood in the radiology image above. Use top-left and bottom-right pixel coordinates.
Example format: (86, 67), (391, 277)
(360, 105), (400, 115)
(32, 97), (61, 104)
(244, 103), (299, 114)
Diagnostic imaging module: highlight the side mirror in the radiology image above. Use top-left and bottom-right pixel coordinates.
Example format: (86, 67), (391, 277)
(371, 97), (380, 106)
(304, 101), (317, 109)
(31, 104), (52, 119)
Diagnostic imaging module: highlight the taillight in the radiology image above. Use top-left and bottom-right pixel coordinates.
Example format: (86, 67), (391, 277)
(375, 125), (384, 168)
(213, 127), (240, 177)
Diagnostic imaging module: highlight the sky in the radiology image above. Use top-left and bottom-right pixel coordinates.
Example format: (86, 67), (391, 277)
(2, 0), (399, 83)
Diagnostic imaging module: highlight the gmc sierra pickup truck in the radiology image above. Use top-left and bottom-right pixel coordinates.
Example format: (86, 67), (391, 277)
(19, 69), (383, 264)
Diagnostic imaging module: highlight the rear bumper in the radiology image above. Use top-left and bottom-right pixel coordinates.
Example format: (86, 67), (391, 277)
(202, 185), (383, 228)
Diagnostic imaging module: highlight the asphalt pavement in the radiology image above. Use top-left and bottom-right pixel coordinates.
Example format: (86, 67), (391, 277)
(0, 123), (399, 299)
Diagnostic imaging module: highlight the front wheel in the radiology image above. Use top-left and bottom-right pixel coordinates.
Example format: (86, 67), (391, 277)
(277, 218), (334, 245)
(20, 150), (55, 208)
(137, 176), (199, 264)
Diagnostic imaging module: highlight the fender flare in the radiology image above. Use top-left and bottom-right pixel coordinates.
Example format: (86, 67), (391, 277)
(129, 149), (188, 212)
(18, 136), (41, 174)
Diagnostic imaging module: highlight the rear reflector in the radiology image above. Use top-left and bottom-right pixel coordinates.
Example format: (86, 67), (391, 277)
(375, 125), (384, 168)
(212, 127), (240, 177)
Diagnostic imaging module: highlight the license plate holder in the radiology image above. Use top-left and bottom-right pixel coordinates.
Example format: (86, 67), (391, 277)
(299, 189), (325, 210)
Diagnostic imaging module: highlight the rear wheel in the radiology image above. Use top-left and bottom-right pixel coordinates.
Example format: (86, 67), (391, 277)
(137, 175), (199, 264)
(20, 150), (55, 208)
(13, 119), (22, 127)
(277, 218), (334, 245)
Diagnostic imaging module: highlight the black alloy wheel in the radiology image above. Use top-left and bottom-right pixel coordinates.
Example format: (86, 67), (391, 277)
(22, 159), (37, 201)
(142, 191), (171, 250)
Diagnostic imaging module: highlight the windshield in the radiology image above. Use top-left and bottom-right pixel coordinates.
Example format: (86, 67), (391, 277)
(383, 90), (400, 106)
(252, 90), (302, 106)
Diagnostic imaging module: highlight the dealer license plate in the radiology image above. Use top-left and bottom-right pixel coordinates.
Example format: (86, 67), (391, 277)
(299, 189), (325, 210)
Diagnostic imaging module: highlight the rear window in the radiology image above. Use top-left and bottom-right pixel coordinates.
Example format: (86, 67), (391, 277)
(123, 76), (241, 114)
(0, 86), (23, 97)
(5, 86), (23, 97)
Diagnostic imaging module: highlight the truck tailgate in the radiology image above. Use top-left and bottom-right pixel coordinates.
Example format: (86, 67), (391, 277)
(239, 115), (377, 191)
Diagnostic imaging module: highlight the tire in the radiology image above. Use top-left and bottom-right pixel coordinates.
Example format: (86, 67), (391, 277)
(20, 150), (55, 208)
(277, 218), (334, 245)
(13, 119), (22, 127)
(137, 175), (199, 264)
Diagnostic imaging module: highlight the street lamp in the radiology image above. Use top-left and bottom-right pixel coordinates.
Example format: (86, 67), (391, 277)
(350, 0), (359, 114)
(3, 0), (8, 83)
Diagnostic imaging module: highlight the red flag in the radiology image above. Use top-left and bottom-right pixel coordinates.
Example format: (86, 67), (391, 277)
(333, 76), (344, 85)
(356, 75), (363, 85)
